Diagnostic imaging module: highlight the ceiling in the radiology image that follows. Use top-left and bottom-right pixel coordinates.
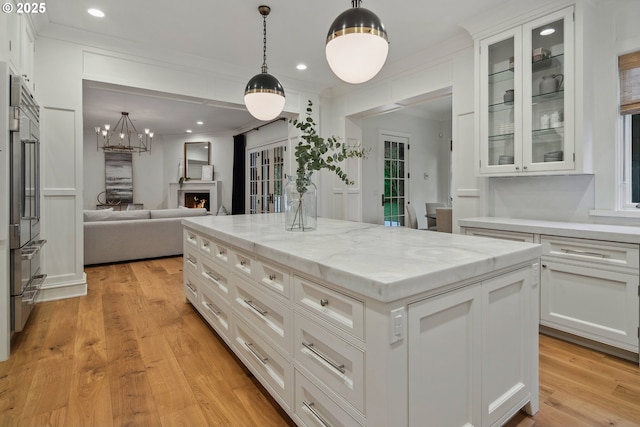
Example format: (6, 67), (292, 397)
(40, 0), (510, 136)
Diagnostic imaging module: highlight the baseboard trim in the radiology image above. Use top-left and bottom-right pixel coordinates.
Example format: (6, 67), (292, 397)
(540, 325), (639, 364)
(37, 273), (87, 302)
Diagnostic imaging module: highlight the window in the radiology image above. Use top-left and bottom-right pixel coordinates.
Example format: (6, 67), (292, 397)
(619, 51), (640, 208)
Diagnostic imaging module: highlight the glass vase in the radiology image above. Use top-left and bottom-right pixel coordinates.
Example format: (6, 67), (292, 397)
(284, 175), (317, 231)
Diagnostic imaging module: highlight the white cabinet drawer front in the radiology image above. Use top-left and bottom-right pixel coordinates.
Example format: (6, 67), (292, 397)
(183, 247), (199, 274)
(294, 276), (365, 340)
(294, 369), (364, 427)
(255, 258), (291, 300)
(541, 236), (639, 270)
(184, 270), (199, 305)
(199, 283), (232, 343)
(294, 312), (365, 413)
(228, 247), (255, 280)
(234, 278), (291, 355)
(209, 239), (231, 266)
(184, 229), (199, 249)
(198, 235), (214, 258)
(200, 259), (232, 302)
(464, 227), (535, 243)
(233, 315), (292, 409)
(541, 260), (639, 352)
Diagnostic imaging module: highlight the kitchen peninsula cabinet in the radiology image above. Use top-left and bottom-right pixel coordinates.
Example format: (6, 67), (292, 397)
(477, 7), (575, 175)
(460, 217), (640, 363)
(183, 214), (541, 426)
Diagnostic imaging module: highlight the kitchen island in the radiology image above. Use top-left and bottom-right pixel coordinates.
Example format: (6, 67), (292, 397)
(182, 214), (542, 427)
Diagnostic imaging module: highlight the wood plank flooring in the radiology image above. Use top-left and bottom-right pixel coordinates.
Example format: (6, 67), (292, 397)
(0, 256), (638, 426)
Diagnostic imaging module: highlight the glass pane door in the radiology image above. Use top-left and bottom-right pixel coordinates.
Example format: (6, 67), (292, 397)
(248, 142), (287, 214)
(383, 137), (408, 227)
(487, 37), (516, 167)
(529, 18), (565, 165)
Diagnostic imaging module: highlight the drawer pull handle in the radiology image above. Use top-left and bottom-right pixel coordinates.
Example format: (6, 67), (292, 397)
(561, 248), (610, 258)
(205, 271), (222, 282)
(202, 242), (210, 249)
(245, 342), (268, 364)
(240, 260), (248, 267)
(218, 250), (226, 256)
(186, 282), (197, 293)
(302, 342), (345, 374)
(320, 299), (329, 307)
(244, 299), (268, 316)
(204, 302), (220, 316)
(186, 256), (197, 265)
(268, 273), (277, 281)
(302, 401), (332, 427)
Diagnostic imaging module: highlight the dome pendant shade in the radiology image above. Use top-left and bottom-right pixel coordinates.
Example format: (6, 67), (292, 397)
(244, 5), (285, 121)
(244, 72), (286, 121)
(326, 6), (389, 84)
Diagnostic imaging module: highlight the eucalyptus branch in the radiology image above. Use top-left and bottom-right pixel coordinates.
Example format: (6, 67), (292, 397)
(290, 100), (368, 194)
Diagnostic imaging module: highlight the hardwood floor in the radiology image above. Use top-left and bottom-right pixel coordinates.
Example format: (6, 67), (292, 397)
(1, 256), (639, 427)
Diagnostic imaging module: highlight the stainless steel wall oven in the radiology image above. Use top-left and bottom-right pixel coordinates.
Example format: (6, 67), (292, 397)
(9, 74), (46, 333)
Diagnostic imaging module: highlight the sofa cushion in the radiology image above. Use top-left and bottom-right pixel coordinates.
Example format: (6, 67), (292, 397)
(149, 208), (207, 219)
(101, 209), (151, 221)
(84, 208), (113, 222)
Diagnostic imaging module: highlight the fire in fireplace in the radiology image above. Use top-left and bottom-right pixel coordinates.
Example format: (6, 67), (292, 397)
(184, 192), (210, 211)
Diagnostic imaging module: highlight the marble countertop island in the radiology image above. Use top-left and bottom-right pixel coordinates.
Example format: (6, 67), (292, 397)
(183, 214), (541, 302)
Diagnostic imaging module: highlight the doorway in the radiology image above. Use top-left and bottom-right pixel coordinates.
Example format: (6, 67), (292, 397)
(247, 141), (287, 214)
(382, 134), (410, 226)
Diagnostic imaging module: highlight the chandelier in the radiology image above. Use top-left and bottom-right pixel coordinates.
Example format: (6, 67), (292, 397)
(95, 112), (153, 154)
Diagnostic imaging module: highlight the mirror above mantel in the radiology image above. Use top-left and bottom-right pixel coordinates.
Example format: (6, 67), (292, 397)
(184, 141), (211, 180)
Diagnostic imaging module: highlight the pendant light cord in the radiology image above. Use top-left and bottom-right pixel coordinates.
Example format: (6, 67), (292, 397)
(261, 13), (268, 74)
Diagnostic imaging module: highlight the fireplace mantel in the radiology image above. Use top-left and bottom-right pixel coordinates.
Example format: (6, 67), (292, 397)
(168, 181), (221, 212)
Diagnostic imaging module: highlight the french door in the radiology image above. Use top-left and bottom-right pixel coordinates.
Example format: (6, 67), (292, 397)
(382, 134), (409, 226)
(248, 142), (286, 214)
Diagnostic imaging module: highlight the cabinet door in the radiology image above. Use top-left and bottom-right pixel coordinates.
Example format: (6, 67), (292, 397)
(541, 260), (639, 352)
(522, 7), (574, 172)
(479, 28), (523, 174)
(408, 283), (482, 427)
(481, 267), (536, 426)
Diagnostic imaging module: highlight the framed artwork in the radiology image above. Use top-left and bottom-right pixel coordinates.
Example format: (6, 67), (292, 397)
(105, 152), (133, 204)
(201, 165), (214, 181)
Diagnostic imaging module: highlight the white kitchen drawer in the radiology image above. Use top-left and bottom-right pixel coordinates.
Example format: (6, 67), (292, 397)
(183, 246), (199, 275)
(200, 259), (232, 303)
(233, 277), (291, 356)
(541, 259), (639, 352)
(198, 234), (214, 258)
(233, 315), (292, 409)
(255, 257), (291, 300)
(294, 312), (365, 414)
(294, 276), (365, 341)
(209, 239), (231, 267)
(184, 270), (199, 305)
(184, 228), (199, 249)
(463, 227), (535, 243)
(541, 236), (639, 271)
(199, 282), (232, 343)
(228, 247), (255, 281)
(294, 369), (364, 427)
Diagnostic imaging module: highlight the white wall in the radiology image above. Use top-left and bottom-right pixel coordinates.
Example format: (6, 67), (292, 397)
(361, 111), (451, 228)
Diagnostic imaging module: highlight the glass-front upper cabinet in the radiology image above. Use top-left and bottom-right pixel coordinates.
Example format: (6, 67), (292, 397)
(479, 7), (574, 175)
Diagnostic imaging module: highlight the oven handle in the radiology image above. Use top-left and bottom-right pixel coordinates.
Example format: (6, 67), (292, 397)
(23, 274), (47, 304)
(21, 239), (46, 260)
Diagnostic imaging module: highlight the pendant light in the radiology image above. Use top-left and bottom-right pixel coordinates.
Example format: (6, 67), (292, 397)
(244, 5), (285, 121)
(326, 0), (389, 84)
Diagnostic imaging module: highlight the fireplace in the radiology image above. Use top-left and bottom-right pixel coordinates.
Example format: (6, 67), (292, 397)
(168, 180), (221, 213)
(184, 192), (210, 211)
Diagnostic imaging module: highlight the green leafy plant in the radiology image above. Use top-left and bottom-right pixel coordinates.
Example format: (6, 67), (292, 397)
(290, 100), (367, 194)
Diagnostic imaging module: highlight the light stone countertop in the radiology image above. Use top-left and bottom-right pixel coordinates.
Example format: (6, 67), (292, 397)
(459, 217), (640, 244)
(183, 214), (541, 303)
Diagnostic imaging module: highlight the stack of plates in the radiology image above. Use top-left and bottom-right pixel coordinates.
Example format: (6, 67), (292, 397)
(498, 155), (514, 165)
(544, 151), (563, 162)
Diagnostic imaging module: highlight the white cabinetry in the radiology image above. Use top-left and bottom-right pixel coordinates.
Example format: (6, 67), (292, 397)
(408, 267), (537, 427)
(540, 236), (639, 353)
(6, 2), (36, 92)
(478, 7), (574, 175)
(463, 227), (535, 243)
(184, 220), (540, 426)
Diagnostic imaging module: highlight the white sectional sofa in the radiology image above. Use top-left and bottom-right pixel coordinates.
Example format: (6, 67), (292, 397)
(83, 208), (208, 265)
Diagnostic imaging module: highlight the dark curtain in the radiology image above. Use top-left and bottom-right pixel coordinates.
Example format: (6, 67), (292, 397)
(232, 134), (246, 214)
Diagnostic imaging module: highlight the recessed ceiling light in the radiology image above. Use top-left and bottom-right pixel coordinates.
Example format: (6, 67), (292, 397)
(196, 121), (203, 125)
(296, 63), (308, 71)
(185, 130), (192, 133)
(88, 8), (105, 18)
(540, 28), (555, 36)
